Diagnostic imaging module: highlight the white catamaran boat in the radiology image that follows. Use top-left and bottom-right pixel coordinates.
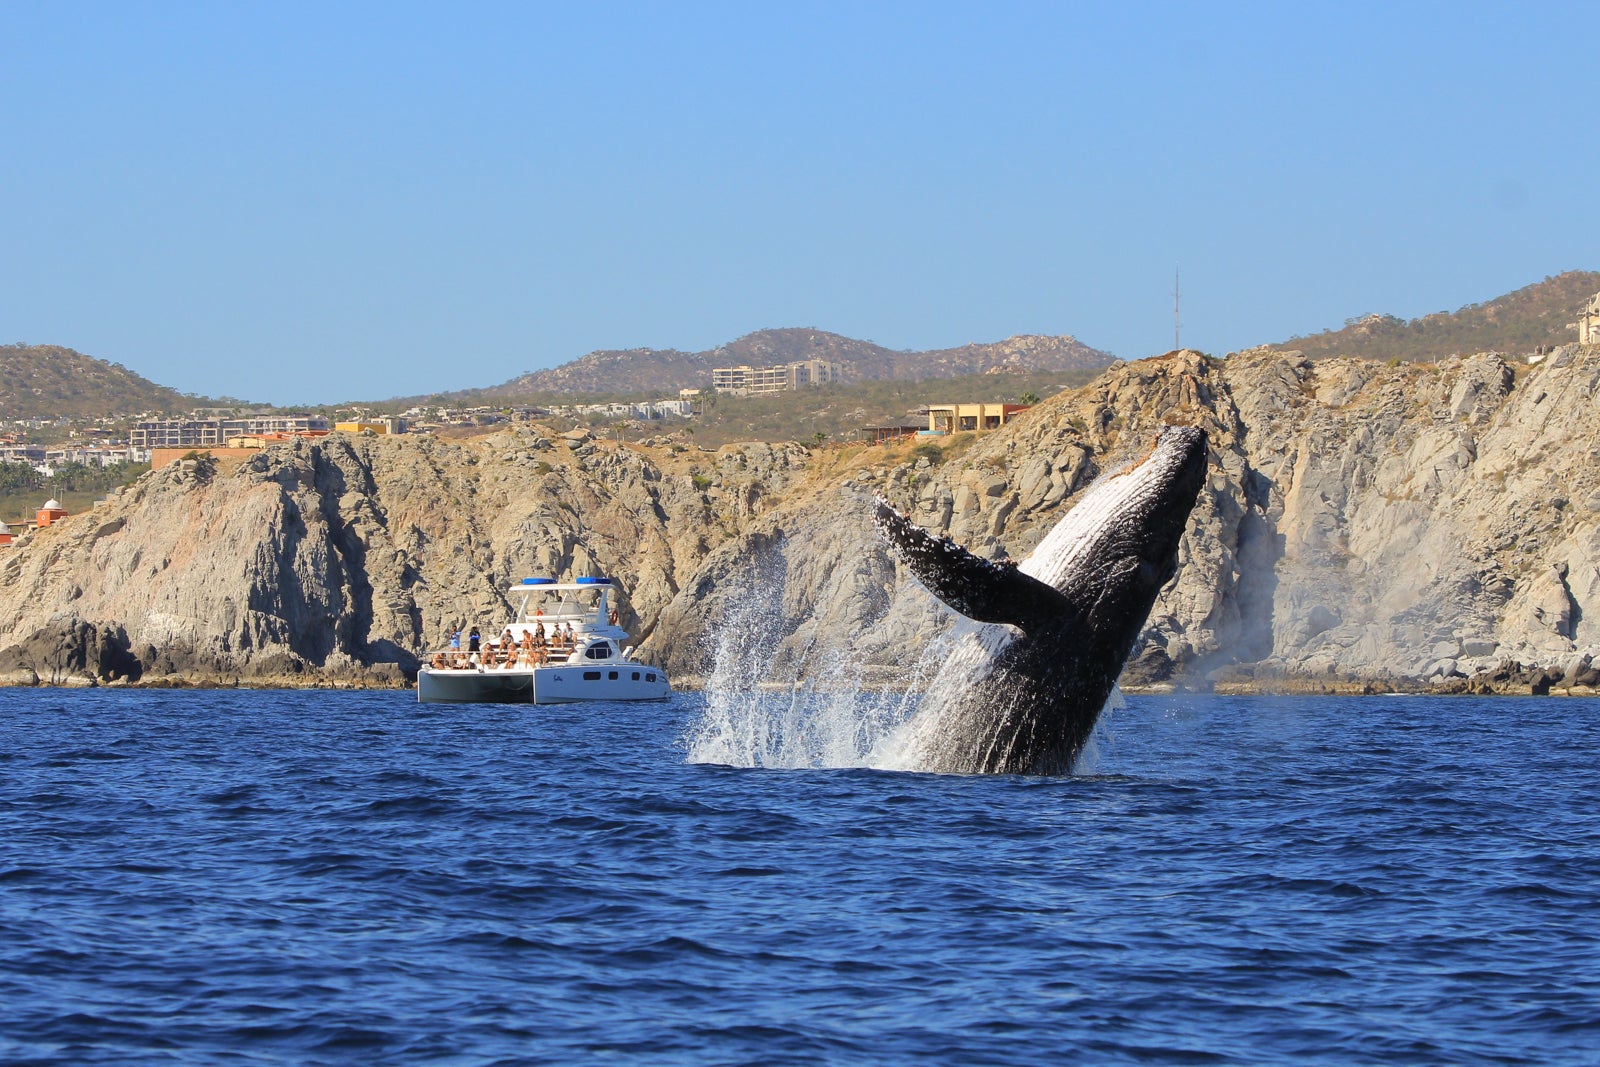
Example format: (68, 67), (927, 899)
(416, 577), (671, 704)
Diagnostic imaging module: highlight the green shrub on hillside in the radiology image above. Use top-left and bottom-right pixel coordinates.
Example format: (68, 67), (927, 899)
(1271, 271), (1600, 362)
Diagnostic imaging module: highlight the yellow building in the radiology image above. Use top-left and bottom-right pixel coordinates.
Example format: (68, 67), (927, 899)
(926, 403), (1030, 434)
(334, 417), (407, 434)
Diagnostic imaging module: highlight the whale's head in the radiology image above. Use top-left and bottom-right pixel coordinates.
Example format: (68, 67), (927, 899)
(1024, 424), (1209, 615)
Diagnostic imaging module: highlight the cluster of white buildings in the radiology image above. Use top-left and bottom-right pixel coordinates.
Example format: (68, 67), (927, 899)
(710, 358), (843, 396)
(0, 443), (147, 475)
(0, 361), (836, 479)
(397, 398), (695, 428)
(544, 399), (694, 421)
(129, 413), (331, 450)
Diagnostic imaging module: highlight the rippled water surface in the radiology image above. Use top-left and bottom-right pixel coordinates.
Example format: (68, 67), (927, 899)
(2, 689), (1598, 1065)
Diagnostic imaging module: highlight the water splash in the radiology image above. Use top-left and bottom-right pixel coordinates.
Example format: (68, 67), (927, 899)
(682, 454), (1161, 773)
(683, 575), (947, 770)
(682, 585), (1124, 774)
(866, 619), (1011, 771)
(1073, 685), (1124, 775)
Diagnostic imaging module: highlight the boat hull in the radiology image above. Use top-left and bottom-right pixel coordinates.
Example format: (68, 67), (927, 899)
(416, 664), (670, 704)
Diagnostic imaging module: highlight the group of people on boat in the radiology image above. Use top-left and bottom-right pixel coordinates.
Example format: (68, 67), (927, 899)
(428, 618), (580, 671)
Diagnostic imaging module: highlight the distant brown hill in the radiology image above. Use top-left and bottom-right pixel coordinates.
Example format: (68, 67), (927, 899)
(469, 328), (1118, 400)
(0, 344), (205, 420)
(1265, 270), (1600, 362)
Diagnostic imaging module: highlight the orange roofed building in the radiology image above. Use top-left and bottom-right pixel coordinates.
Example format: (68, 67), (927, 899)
(225, 430), (332, 448)
(36, 498), (68, 528)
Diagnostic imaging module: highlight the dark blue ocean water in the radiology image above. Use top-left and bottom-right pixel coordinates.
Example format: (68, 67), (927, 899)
(2, 690), (1598, 1066)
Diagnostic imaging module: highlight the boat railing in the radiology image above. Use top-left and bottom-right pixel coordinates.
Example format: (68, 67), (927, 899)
(425, 583), (628, 670)
(422, 642), (579, 670)
(516, 607), (607, 628)
(513, 586), (616, 627)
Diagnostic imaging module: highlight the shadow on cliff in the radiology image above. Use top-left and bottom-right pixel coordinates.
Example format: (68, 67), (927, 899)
(233, 441), (418, 681)
(1194, 467), (1283, 682)
(1126, 446), (1284, 687)
(312, 442), (419, 679)
(0, 619), (143, 686)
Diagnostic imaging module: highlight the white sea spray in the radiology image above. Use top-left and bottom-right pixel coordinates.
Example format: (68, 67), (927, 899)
(682, 451), (1170, 772)
(683, 572), (941, 770)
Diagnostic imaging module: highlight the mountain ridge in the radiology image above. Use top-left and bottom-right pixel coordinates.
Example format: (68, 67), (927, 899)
(6, 268), (1598, 419)
(0, 344), (212, 420)
(1264, 270), (1600, 362)
(459, 328), (1120, 402)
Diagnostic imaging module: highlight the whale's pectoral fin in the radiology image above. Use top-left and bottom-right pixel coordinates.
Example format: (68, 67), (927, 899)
(873, 498), (1079, 633)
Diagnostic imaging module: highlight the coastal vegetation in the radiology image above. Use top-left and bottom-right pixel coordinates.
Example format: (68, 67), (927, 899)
(656, 369), (1102, 449)
(0, 343), (219, 419)
(0, 460), (150, 526)
(1268, 270), (1599, 362)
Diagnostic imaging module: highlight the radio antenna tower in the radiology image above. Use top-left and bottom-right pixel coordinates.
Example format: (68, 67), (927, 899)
(1173, 265), (1182, 351)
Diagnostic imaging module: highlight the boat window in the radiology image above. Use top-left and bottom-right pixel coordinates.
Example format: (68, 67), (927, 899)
(608, 671), (618, 680)
(583, 671), (601, 681)
(631, 672), (640, 681)
(584, 644), (612, 660)
(646, 673), (656, 683)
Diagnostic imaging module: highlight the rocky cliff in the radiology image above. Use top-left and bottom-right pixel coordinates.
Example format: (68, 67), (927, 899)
(3, 346), (1598, 694)
(639, 344), (1600, 695)
(0, 428), (809, 686)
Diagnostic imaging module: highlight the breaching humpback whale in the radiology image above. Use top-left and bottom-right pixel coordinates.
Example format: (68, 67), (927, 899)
(873, 424), (1208, 775)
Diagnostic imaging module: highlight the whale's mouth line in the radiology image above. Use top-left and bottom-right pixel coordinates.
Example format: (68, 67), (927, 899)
(1022, 428), (1206, 591)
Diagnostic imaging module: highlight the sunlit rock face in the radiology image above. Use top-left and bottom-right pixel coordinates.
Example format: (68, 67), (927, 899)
(650, 346), (1600, 695)
(0, 430), (809, 687)
(4, 345), (1599, 693)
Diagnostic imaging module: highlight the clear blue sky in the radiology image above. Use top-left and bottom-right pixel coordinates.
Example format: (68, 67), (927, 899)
(3, 2), (1596, 406)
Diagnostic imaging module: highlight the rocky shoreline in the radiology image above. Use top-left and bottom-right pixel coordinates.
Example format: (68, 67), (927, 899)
(4, 346), (1598, 697)
(4, 670), (1594, 699)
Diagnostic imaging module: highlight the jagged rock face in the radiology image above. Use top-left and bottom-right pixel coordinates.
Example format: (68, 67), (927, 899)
(649, 346), (1600, 693)
(0, 430), (808, 686)
(1214, 346), (1599, 686)
(3, 346), (1598, 691)
(0, 618), (140, 686)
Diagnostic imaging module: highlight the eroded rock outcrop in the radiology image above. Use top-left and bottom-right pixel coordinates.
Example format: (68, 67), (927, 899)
(0, 430), (807, 686)
(648, 346), (1600, 694)
(3, 345), (1598, 693)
